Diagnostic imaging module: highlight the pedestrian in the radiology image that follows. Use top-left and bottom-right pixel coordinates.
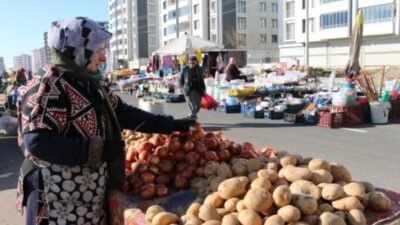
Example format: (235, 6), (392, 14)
(16, 17), (195, 225)
(179, 56), (206, 120)
(225, 57), (248, 82)
(16, 68), (27, 85)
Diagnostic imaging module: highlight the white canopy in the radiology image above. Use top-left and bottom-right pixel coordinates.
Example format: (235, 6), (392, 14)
(153, 34), (224, 55)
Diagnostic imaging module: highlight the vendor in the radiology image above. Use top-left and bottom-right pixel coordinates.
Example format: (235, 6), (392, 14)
(17, 17), (195, 225)
(225, 57), (248, 82)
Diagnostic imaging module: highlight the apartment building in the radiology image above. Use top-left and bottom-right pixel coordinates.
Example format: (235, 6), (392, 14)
(0, 57), (5, 72)
(13, 54), (32, 71)
(159, 0), (209, 46)
(279, 0), (400, 69)
(31, 48), (47, 74)
(109, 0), (158, 69)
(208, 0), (279, 63)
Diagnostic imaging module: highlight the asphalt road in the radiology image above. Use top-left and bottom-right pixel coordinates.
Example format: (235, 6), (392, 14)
(1, 91), (399, 224)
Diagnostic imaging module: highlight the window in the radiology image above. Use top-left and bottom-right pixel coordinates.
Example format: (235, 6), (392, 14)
(302, 0), (306, 9)
(163, 1), (167, 9)
(238, 17), (247, 30)
(238, 33), (246, 46)
(211, 34), (217, 42)
(238, 1), (246, 13)
(260, 34), (267, 43)
(164, 28), (167, 36)
(286, 1), (295, 17)
(194, 20), (199, 30)
(193, 4), (199, 14)
(272, 34), (278, 43)
(163, 15), (167, 22)
(361, 4), (393, 24)
(260, 18), (267, 28)
(211, 18), (216, 30)
(272, 3), (278, 12)
(320, 11), (348, 29)
(211, 1), (216, 12)
(272, 19), (278, 28)
(302, 19), (306, 33)
(260, 2), (267, 11)
(309, 18), (315, 32)
(168, 10), (176, 20)
(320, 0), (342, 4)
(285, 23), (295, 40)
(168, 24), (176, 34)
(311, 0), (315, 8)
(179, 6), (189, 17)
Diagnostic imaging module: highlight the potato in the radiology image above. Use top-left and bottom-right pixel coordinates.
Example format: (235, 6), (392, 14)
(277, 205), (301, 223)
(266, 162), (279, 172)
(199, 204), (221, 222)
(205, 192), (224, 208)
(318, 203), (334, 213)
(332, 196), (364, 211)
(237, 209), (262, 225)
(236, 200), (247, 212)
(231, 164), (248, 176)
(243, 188), (273, 214)
(360, 181), (375, 193)
(152, 212), (179, 225)
(208, 175), (217, 185)
(280, 155), (297, 167)
(248, 172), (259, 182)
(319, 212), (346, 225)
(218, 176), (249, 199)
(230, 158), (247, 166)
(258, 169), (278, 183)
(346, 209), (366, 225)
(210, 177), (226, 192)
(310, 169), (333, 184)
(321, 183), (345, 201)
(308, 158), (330, 171)
(217, 208), (229, 218)
(290, 180), (321, 199)
(264, 215), (284, 225)
(198, 187), (211, 198)
(334, 211), (346, 220)
(283, 166), (312, 182)
(330, 163), (352, 182)
(251, 177), (272, 190)
(301, 215), (319, 225)
(202, 220), (222, 225)
(335, 180), (348, 186)
(191, 177), (209, 189)
(257, 155), (269, 164)
(287, 222), (310, 225)
(272, 178), (289, 190)
(181, 215), (202, 225)
(273, 185), (292, 208)
(217, 163), (233, 178)
(343, 182), (366, 198)
(368, 191), (392, 211)
(186, 202), (202, 216)
(221, 214), (239, 225)
(247, 158), (265, 172)
(146, 205), (165, 222)
(291, 194), (318, 215)
(224, 198), (240, 212)
(205, 162), (220, 177)
(299, 157), (313, 166)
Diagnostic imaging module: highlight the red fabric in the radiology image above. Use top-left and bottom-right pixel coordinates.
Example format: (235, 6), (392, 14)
(201, 94), (218, 110)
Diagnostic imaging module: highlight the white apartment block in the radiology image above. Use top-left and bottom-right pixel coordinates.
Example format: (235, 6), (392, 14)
(31, 48), (46, 75)
(159, 0), (209, 46)
(279, 0), (400, 69)
(209, 0), (280, 63)
(109, 0), (158, 69)
(13, 54), (32, 71)
(0, 57), (5, 72)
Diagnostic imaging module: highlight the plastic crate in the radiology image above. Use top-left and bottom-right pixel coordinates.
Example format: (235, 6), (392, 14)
(264, 110), (284, 120)
(244, 109), (264, 119)
(284, 113), (297, 123)
(241, 104), (250, 115)
(219, 104), (241, 113)
(303, 111), (318, 124)
(331, 104), (363, 127)
(317, 111), (343, 128)
(285, 103), (306, 114)
(389, 100), (400, 122)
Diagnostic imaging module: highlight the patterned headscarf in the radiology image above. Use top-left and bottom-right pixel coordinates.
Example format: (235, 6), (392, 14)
(48, 17), (112, 68)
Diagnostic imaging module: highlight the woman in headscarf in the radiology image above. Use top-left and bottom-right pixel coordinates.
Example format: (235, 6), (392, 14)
(224, 57), (247, 82)
(17, 17), (194, 225)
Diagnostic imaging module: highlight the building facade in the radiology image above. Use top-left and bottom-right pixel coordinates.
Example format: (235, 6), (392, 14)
(0, 57), (5, 72)
(31, 48), (47, 74)
(209, 0), (280, 63)
(159, 0), (209, 46)
(43, 32), (52, 65)
(279, 0), (400, 69)
(108, 0), (158, 70)
(13, 54), (32, 71)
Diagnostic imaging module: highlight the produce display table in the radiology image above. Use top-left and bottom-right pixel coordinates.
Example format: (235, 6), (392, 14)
(108, 188), (400, 225)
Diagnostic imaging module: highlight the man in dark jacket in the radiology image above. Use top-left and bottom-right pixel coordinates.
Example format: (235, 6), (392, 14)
(180, 56), (206, 120)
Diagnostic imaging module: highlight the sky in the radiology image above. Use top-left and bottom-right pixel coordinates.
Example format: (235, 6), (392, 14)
(0, 0), (109, 69)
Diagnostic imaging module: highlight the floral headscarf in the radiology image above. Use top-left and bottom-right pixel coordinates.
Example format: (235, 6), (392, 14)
(48, 17), (112, 68)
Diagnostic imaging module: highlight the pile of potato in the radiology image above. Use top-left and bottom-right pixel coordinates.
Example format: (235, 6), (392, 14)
(146, 153), (392, 225)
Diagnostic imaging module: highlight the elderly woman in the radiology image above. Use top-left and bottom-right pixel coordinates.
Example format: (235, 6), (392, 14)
(224, 57), (247, 82)
(17, 17), (194, 225)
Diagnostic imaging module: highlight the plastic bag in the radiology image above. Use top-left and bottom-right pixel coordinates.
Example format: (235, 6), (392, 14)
(201, 93), (219, 110)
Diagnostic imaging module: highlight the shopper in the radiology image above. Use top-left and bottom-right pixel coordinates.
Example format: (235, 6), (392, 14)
(17, 17), (195, 225)
(180, 56), (206, 120)
(16, 68), (27, 85)
(225, 57), (248, 82)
